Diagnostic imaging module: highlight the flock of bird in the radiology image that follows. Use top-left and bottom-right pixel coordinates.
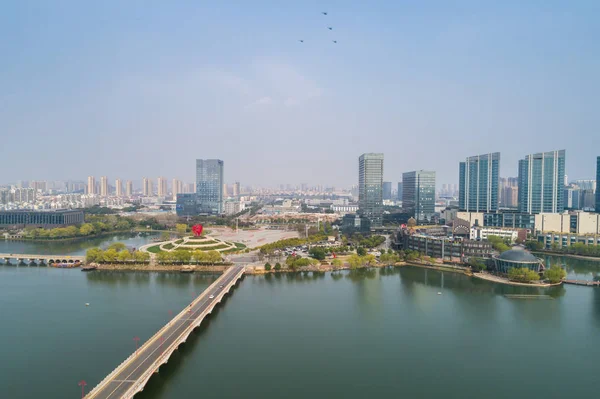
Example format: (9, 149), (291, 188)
(299, 12), (337, 44)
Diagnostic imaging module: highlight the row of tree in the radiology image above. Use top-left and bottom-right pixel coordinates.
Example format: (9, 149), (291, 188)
(259, 234), (328, 255)
(86, 243), (150, 263)
(156, 249), (223, 264)
(506, 264), (567, 283)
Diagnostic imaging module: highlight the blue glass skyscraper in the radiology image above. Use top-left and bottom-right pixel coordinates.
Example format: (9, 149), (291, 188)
(518, 150), (565, 214)
(402, 170), (436, 223)
(459, 152), (500, 212)
(196, 159), (224, 214)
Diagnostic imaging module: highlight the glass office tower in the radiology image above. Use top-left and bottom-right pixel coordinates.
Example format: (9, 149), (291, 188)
(402, 170), (436, 223)
(358, 153), (384, 227)
(517, 150), (565, 214)
(196, 159), (224, 214)
(459, 152), (500, 212)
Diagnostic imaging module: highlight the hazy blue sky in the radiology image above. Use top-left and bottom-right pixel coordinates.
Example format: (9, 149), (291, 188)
(1, 0), (598, 188)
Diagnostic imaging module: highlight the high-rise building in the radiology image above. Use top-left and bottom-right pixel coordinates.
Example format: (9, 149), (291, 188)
(499, 177), (519, 207)
(233, 181), (240, 197)
(30, 181), (48, 193)
(157, 177), (168, 197)
(383, 181), (392, 200)
(358, 153), (384, 227)
(87, 176), (96, 195)
(596, 157), (600, 212)
(459, 152), (500, 212)
(115, 179), (123, 197)
(196, 159), (224, 214)
(403, 170), (436, 223)
(518, 150), (565, 214)
(172, 179), (183, 201)
(223, 183), (229, 198)
(573, 179), (595, 191)
(564, 186), (581, 209)
(125, 180), (133, 197)
(397, 182), (403, 201)
(142, 177), (153, 196)
(100, 176), (108, 197)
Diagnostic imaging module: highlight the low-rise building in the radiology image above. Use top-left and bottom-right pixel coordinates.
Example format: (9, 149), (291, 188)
(493, 248), (543, 274)
(0, 209), (84, 228)
(399, 231), (494, 260)
(470, 226), (524, 243)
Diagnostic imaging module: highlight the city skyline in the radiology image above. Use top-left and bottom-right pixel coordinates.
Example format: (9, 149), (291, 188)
(1, 2), (598, 186)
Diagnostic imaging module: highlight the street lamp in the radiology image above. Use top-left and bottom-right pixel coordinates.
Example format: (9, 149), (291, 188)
(133, 336), (140, 355)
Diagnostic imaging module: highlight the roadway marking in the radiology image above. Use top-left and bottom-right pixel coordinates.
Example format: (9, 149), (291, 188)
(111, 380), (136, 383)
(93, 268), (241, 399)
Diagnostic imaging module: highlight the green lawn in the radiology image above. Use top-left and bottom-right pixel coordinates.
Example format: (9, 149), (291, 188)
(178, 243), (231, 251)
(163, 243), (174, 250)
(147, 245), (162, 253)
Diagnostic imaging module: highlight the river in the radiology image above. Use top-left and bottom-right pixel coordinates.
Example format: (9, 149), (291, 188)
(0, 239), (599, 398)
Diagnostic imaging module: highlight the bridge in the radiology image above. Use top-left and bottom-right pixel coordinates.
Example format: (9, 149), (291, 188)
(563, 279), (600, 287)
(0, 253), (86, 264)
(85, 265), (245, 399)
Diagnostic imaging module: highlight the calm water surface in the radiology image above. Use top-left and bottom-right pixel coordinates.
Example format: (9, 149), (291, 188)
(1, 240), (599, 398)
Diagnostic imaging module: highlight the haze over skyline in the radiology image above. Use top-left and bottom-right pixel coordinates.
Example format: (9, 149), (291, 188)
(1, 1), (598, 187)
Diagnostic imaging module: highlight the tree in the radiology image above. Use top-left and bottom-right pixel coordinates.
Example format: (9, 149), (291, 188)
(160, 231), (171, 241)
(525, 240), (544, 251)
(487, 235), (511, 252)
(274, 262), (282, 270)
(134, 251), (150, 263)
(331, 258), (343, 268)
(79, 223), (95, 236)
(86, 248), (103, 263)
(348, 254), (363, 270)
(507, 267), (540, 283)
(117, 250), (132, 263)
(173, 249), (192, 263)
(107, 243), (127, 252)
(309, 247), (327, 260)
(380, 253), (400, 265)
(176, 224), (188, 235)
(102, 248), (119, 263)
(544, 264), (566, 283)
(468, 258), (486, 272)
(356, 247), (367, 256)
(205, 250), (222, 264)
(264, 262), (272, 271)
(157, 251), (174, 264)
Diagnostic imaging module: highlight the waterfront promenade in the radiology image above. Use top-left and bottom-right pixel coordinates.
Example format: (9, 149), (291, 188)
(84, 266), (245, 399)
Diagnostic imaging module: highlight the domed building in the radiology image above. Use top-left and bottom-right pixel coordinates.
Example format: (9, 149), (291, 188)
(493, 248), (543, 274)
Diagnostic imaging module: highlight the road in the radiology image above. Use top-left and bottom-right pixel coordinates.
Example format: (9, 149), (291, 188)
(86, 266), (244, 399)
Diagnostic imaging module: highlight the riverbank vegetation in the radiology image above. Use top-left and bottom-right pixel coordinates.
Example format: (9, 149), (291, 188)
(544, 264), (567, 283)
(527, 240), (600, 258)
(156, 249), (223, 264)
(86, 243), (150, 263)
(507, 267), (540, 283)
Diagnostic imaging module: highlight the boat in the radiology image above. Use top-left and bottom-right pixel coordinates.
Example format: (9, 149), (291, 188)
(51, 261), (81, 268)
(81, 265), (98, 272)
(180, 266), (195, 273)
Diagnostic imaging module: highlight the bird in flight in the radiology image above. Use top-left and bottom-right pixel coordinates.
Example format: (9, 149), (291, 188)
(328, 27), (333, 30)
(332, 40), (337, 44)
(299, 39), (304, 43)
(322, 12), (327, 15)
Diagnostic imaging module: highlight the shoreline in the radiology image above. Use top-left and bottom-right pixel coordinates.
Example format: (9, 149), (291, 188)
(532, 251), (600, 262)
(3, 230), (152, 243)
(472, 272), (563, 287)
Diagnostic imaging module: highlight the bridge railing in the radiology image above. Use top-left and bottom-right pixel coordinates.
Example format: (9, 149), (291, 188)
(85, 267), (240, 398)
(125, 267), (244, 398)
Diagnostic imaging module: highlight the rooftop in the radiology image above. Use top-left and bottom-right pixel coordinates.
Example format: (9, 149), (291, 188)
(496, 248), (539, 263)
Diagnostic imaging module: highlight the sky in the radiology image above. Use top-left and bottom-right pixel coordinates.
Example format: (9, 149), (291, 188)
(1, 0), (598, 188)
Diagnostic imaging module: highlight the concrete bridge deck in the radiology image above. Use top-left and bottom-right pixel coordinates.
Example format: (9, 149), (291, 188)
(84, 265), (245, 399)
(0, 253), (85, 263)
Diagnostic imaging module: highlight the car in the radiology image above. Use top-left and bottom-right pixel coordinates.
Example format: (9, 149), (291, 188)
(219, 285), (224, 288)
(209, 295), (215, 299)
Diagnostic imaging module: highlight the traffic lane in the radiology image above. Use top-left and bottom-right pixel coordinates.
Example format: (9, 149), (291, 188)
(92, 268), (241, 398)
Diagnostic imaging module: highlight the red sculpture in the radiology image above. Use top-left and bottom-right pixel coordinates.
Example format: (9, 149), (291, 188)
(192, 224), (203, 236)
